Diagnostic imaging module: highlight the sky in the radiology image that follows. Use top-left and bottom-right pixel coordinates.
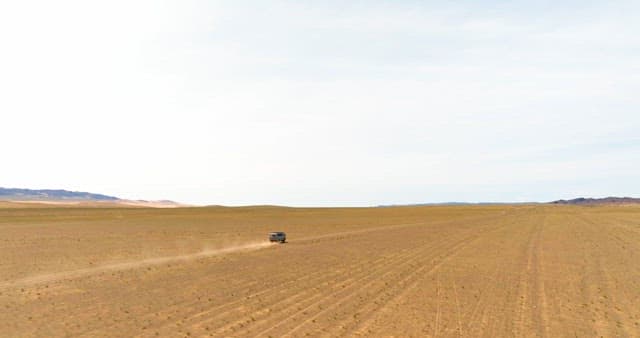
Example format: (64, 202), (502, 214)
(1, 0), (639, 206)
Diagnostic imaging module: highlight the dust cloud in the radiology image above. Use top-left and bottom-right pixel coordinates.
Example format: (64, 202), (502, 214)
(0, 241), (275, 290)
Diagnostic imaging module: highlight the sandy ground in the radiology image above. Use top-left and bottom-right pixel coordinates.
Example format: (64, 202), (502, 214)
(0, 205), (639, 337)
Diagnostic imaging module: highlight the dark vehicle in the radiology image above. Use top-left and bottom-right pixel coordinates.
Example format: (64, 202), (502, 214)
(269, 232), (286, 243)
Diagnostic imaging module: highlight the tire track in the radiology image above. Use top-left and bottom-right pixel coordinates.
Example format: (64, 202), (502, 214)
(461, 259), (508, 336)
(458, 217), (528, 335)
(460, 215), (535, 336)
(514, 219), (538, 336)
(0, 241), (276, 291)
(194, 246), (416, 334)
(435, 274), (441, 338)
(135, 216), (497, 331)
(133, 244), (409, 336)
(276, 226), (496, 338)
(343, 238), (476, 337)
(0, 219), (436, 290)
(533, 215), (550, 338)
(575, 214), (632, 337)
(6, 208), (515, 337)
(240, 231), (474, 337)
(511, 212), (552, 338)
(453, 279), (464, 337)
(185, 215), (503, 335)
(457, 219), (530, 337)
(344, 217), (518, 337)
(224, 236), (450, 337)
(73, 219), (452, 335)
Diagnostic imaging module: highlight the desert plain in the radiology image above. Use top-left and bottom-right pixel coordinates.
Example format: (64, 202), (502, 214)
(1, 203), (639, 337)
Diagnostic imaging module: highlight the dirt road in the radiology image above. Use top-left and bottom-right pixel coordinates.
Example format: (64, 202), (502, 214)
(1, 205), (639, 337)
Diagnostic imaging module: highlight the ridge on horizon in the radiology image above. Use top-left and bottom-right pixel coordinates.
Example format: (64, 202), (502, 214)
(0, 187), (182, 207)
(0, 187), (118, 201)
(550, 196), (640, 205)
(2, 187), (639, 207)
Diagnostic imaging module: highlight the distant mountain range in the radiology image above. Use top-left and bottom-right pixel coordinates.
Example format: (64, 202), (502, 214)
(0, 187), (118, 201)
(0, 187), (182, 207)
(2, 187), (637, 207)
(377, 202), (519, 207)
(379, 197), (640, 207)
(550, 197), (640, 205)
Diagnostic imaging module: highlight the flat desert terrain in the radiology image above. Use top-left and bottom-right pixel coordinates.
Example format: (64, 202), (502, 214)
(1, 204), (639, 337)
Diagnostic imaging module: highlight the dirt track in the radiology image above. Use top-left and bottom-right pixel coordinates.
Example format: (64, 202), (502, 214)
(1, 205), (639, 337)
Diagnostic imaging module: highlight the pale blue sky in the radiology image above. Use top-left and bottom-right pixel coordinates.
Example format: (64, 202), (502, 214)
(1, 1), (639, 206)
